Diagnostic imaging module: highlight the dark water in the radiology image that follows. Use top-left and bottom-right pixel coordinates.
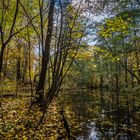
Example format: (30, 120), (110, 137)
(60, 89), (140, 140)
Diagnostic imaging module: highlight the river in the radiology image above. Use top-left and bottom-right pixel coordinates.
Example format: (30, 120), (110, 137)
(60, 88), (140, 140)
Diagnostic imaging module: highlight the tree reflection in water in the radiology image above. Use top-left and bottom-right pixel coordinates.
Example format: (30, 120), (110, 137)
(59, 89), (140, 140)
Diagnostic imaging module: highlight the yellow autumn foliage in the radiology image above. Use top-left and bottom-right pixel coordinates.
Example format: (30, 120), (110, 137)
(99, 16), (132, 38)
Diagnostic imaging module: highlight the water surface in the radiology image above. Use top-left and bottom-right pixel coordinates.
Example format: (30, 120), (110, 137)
(60, 89), (140, 140)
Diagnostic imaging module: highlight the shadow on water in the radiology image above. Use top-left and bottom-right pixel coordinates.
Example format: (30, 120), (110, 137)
(60, 89), (140, 140)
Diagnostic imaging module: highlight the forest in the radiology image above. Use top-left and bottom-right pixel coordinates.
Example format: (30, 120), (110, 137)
(0, 0), (140, 139)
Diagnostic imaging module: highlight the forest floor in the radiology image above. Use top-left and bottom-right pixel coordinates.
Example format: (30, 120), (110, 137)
(0, 96), (81, 140)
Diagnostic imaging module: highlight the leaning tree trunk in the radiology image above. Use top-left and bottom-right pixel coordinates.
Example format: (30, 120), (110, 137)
(0, 0), (19, 76)
(36, 0), (55, 105)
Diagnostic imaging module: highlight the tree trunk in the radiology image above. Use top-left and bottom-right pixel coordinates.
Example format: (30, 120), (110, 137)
(0, 44), (5, 75)
(130, 65), (134, 88)
(22, 43), (29, 83)
(3, 47), (9, 77)
(0, 0), (19, 76)
(115, 62), (119, 90)
(124, 53), (128, 88)
(135, 51), (140, 84)
(16, 55), (21, 83)
(16, 45), (21, 83)
(27, 27), (33, 96)
(36, 0), (55, 104)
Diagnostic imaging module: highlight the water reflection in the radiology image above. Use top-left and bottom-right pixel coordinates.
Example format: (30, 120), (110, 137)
(77, 122), (101, 140)
(60, 89), (140, 140)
